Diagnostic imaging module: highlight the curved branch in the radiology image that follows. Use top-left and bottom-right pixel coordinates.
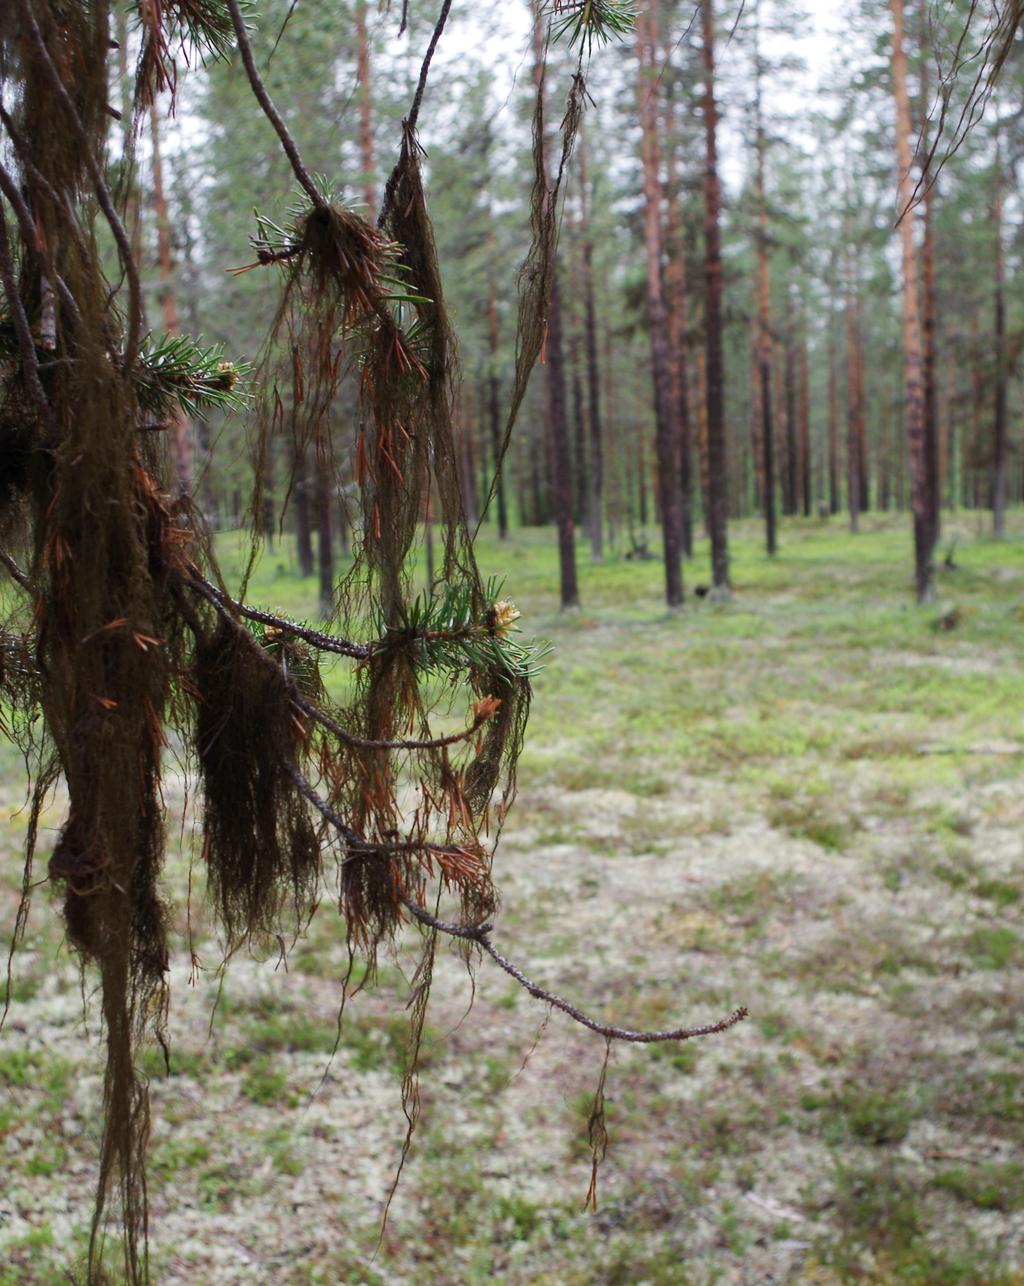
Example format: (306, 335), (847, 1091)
(224, 0), (326, 211)
(291, 688), (496, 753)
(0, 204), (50, 425)
(401, 895), (748, 1044)
(183, 570), (371, 658)
(0, 157), (82, 330)
(15, 0), (143, 369)
(0, 550), (35, 593)
(281, 756), (482, 864)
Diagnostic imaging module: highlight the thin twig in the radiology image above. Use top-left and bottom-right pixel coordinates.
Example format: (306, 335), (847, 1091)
(378, 0), (455, 227)
(401, 895), (748, 1044)
(0, 204), (51, 425)
(15, 0), (143, 369)
(183, 570), (371, 658)
(282, 757), (483, 863)
(0, 157), (82, 330)
(0, 550), (35, 593)
(224, 0), (326, 210)
(291, 688), (497, 753)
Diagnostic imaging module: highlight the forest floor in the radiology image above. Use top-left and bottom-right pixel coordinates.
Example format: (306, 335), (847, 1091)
(2, 511), (1023, 1285)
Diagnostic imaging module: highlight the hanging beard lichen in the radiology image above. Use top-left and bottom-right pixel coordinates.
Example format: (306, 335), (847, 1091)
(0, 4), (745, 1282)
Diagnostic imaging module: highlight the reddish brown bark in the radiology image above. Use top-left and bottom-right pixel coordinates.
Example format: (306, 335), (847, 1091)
(533, 9), (577, 606)
(892, 0), (934, 600)
(636, 0), (683, 604)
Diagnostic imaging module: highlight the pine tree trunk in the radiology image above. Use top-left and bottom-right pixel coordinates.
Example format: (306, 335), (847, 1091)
(891, 0), (935, 600)
(945, 346), (957, 511)
(799, 331), (811, 517)
(919, 6), (941, 549)
(570, 334), (587, 526)
(827, 298), (840, 515)
(879, 396), (891, 511)
(754, 46), (776, 553)
(992, 137), (1008, 535)
(579, 138), (604, 562)
(750, 319), (764, 509)
(294, 444), (314, 577)
(316, 455), (333, 616)
(784, 327), (797, 517)
(661, 49), (694, 558)
(636, 0), (683, 605)
(702, 0), (729, 593)
(485, 268), (509, 539)
(547, 271), (579, 606)
(459, 390), (479, 530)
(857, 338), (869, 513)
(846, 285), (861, 533)
(532, 6), (577, 606)
(695, 347), (710, 532)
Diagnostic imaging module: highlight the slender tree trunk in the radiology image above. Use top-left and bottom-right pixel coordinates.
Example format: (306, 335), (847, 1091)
(750, 316), (764, 509)
(547, 270), (578, 605)
(603, 327), (620, 551)
(294, 444), (314, 576)
(857, 343), (869, 513)
(799, 329), (811, 517)
(827, 295), (840, 515)
(891, 0), (934, 600)
(918, 6), (940, 548)
(945, 345), (957, 511)
(662, 46), (694, 558)
(531, 7), (578, 607)
(578, 137), (604, 562)
(783, 323), (798, 516)
(992, 135), (1008, 535)
(459, 391), (479, 530)
(846, 284), (861, 533)
(636, 0), (683, 605)
(315, 433), (333, 616)
(879, 397), (891, 511)
(753, 34), (776, 553)
(695, 347), (710, 531)
(636, 390), (649, 530)
(702, 0), (729, 593)
(149, 103), (192, 494)
(485, 266), (510, 539)
(570, 331), (587, 526)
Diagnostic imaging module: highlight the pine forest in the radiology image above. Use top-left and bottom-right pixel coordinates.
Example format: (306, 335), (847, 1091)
(1, 2), (1023, 1283)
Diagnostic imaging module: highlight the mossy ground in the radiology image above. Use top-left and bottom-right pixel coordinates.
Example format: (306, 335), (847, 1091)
(2, 510), (1023, 1284)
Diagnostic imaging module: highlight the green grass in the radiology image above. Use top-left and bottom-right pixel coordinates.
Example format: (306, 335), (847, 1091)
(3, 507), (1024, 1282)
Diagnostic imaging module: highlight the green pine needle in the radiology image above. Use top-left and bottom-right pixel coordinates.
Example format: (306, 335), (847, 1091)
(547, 0), (637, 53)
(136, 333), (251, 420)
